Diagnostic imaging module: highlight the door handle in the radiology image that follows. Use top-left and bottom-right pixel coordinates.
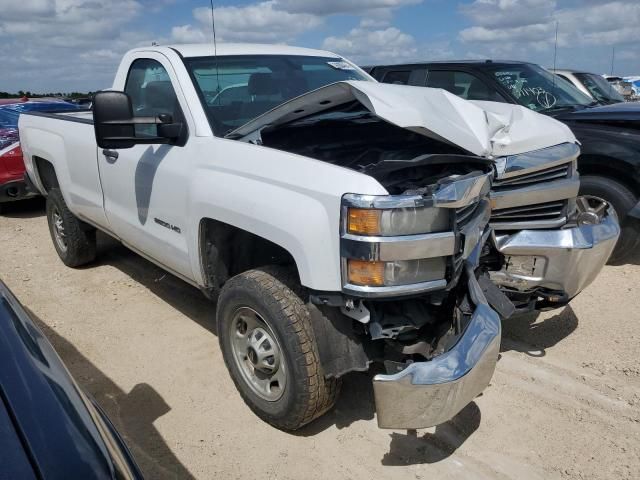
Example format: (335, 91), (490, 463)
(102, 149), (119, 161)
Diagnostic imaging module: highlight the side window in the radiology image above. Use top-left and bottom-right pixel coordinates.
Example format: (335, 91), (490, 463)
(381, 70), (411, 85)
(124, 59), (183, 136)
(407, 68), (427, 86)
(555, 74), (572, 84)
(426, 70), (505, 102)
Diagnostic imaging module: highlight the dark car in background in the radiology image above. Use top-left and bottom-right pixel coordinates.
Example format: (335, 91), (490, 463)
(367, 60), (640, 263)
(0, 100), (82, 211)
(0, 279), (142, 479)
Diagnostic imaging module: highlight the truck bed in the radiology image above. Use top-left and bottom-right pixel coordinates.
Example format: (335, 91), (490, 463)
(19, 109), (108, 228)
(22, 109), (93, 124)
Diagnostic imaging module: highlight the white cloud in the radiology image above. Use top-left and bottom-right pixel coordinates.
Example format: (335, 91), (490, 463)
(275, 0), (421, 15)
(0, 0), (156, 92)
(460, 0), (555, 29)
(460, 23), (555, 44)
(359, 17), (392, 28)
(554, 1), (640, 46)
(188, 2), (324, 43)
(322, 25), (454, 65)
(459, 0), (640, 48)
(171, 0), (423, 46)
(456, 0), (640, 76)
(171, 24), (207, 44)
(322, 26), (426, 63)
(0, 0), (55, 20)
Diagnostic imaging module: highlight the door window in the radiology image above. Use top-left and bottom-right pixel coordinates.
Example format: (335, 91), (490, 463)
(124, 59), (183, 136)
(381, 70), (411, 85)
(426, 70), (505, 102)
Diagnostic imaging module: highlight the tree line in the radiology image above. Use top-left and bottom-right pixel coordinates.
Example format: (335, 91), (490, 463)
(0, 91), (94, 99)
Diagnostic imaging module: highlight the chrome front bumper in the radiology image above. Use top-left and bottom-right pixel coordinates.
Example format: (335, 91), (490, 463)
(490, 207), (620, 298)
(372, 271), (501, 429)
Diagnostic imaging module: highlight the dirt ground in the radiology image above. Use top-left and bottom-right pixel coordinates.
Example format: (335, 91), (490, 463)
(1, 198), (638, 480)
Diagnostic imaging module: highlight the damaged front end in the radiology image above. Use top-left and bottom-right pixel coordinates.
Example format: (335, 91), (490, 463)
(230, 80), (617, 429)
(487, 143), (620, 311)
(333, 169), (507, 429)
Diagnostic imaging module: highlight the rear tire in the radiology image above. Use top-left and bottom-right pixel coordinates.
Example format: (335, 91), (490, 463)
(217, 266), (340, 430)
(579, 175), (640, 265)
(46, 188), (96, 267)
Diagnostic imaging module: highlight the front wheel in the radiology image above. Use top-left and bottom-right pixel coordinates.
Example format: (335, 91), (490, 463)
(217, 266), (340, 430)
(579, 175), (640, 265)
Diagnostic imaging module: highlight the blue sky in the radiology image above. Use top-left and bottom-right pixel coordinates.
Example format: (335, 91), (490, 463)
(1, 0), (639, 92)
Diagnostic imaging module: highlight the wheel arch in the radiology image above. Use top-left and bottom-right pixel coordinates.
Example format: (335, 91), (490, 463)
(198, 217), (302, 297)
(578, 154), (640, 196)
(31, 156), (60, 195)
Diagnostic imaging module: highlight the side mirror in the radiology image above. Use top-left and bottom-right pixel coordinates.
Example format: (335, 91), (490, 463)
(92, 91), (183, 149)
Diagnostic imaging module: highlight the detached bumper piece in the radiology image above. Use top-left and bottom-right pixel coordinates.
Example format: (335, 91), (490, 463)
(372, 269), (501, 429)
(490, 201), (620, 299)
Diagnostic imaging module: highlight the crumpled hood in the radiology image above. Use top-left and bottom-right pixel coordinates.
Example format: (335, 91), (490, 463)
(230, 80), (576, 158)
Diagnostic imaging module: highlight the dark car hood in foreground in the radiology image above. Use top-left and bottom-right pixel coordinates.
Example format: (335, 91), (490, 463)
(0, 280), (142, 480)
(554, 102), (640, 126)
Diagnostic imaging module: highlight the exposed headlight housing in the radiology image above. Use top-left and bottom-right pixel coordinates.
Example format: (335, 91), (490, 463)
(347, 258), (446, 287)
(340, 171), (493, 297)
(347, 206), (449, 236)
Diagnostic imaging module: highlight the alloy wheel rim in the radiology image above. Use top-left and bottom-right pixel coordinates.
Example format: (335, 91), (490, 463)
(229, 306), (286, 401)
(52, 208), (68, 252)
(576, 195), (609, 225)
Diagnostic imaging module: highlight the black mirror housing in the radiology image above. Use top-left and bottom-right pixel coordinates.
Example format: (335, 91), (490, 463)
(93, 91), (136, 149)
(92, 91), (184, 149)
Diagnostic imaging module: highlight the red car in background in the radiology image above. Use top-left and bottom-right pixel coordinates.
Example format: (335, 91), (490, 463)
(0, 100), (83, 211)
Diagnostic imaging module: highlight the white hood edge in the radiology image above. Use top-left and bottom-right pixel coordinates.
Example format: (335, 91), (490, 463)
(229, 80), (577, 158)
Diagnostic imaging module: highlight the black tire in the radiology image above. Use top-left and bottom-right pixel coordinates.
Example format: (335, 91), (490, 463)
(46, 188), (96, 267)
(217, 266), (340, 430)
(579, 175), (640, 265)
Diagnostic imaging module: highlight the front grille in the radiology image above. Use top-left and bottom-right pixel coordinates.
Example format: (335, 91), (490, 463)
(492, 162), (571, 192)
(491, 200), (567, 225)
(456, 202), (479, 229)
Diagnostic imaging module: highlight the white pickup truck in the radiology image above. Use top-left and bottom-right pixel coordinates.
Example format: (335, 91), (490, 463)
(19, 43), (619, 431)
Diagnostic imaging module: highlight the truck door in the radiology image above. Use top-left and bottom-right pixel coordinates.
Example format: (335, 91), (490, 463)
(97, 54), (195, 281)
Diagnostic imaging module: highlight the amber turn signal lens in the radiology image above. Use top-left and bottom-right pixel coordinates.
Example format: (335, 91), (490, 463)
(347, 208), (381, 235)
(347, 259), (385, 286)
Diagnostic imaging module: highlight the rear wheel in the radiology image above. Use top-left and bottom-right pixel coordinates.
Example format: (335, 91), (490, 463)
(217, 266), (340, 430)
(46, 188), (96, 267)
(579, 175), (640, 265)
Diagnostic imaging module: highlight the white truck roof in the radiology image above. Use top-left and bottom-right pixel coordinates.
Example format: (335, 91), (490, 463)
(128, 43), (342, 59)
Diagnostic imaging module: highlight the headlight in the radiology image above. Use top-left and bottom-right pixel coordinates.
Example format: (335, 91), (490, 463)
(346, 206), (449, 236)
(347, 258), (446, 287)
(340, 170), (492, 296)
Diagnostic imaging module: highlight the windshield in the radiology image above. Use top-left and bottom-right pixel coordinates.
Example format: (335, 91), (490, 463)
(574, 73), (624, 103)
(183, 55), (369, 135)
(487, 64), (594, 112)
